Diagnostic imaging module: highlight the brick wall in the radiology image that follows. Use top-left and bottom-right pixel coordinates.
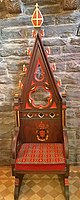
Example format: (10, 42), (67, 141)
(0, 2), (80, 165)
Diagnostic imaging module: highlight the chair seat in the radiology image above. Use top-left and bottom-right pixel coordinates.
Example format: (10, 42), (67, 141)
(15, 143), (66, 171)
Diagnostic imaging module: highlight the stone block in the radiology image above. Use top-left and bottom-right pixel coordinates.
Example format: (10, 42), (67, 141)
(21, 0), (58, 5)
(0, 14), (55, 28)
(48, 52), (80, 64)
(2, 23), (77, 40)
(43, 15), (55, 26)
(65, 72), (80, 85)
(44, 24), (77, 38)
(1, 37), (66, 49)
(1, 59), (23, 72)
(49, 46), (61, 55)
(66, 85), (80, 100)
(77, 155), (80, 164)
(69, 153), (77, 164)
(25, 4), (61, 15)
(53, 72), (80, 85)
(53, 62), (66, 72)
(66, 61), (80, 72)
(70, 37), (80, 46)
(0, 15), (31, 28)
(0, 104), (13, 112)
(0, 156), (11, 165)
(0, 69), (7, 75)
(0, 75), (12, 84)
(0, 82), (18, 111)
(0, 125), (14, 139)
(43, 37), (66, 46)
(0, 43), (3, 56)
(67, 101), (80, 108)
(0, 83), (17, 96)
(67, 117), (78, 128)
(0, 57), (3, 62)
(0, 62), (8, 75)
(0, 139), (11, 165)
(55, 11), (80, 25)
(2, 26), (32, 40)
(66, 108), (76, 118)
(0, 94), (5, 103)
(76, 140), (80, 163)
(0, 155), (11, 165)
(69, 140), (77, 156)
(76, 139), (80, 149)
(67, 129), (76, 139)
(64, 53), (80, 63)
(69, 139), (77, 151)
(2, 43), (29, 57)
(75, 108), (80, 118)
(0, 28), (1, 38)
(62, 45), (80, 54)
(76, 130), (80, 139)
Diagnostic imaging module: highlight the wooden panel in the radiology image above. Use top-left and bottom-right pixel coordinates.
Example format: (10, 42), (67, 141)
(20, 118), (63, 143)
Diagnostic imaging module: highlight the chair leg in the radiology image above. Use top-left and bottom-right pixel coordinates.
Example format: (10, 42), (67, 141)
(58, 174), (64, 194)
(64, 175), (69, 200)
(14, 177), (19, 200)
(14, 175), (24, 200)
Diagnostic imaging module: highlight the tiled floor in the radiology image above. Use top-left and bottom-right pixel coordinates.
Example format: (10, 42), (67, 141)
(0, 166), (80, 200)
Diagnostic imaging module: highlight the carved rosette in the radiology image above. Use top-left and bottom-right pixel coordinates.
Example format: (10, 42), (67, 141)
(63, 0), (78, 10)
(5, 0), (21, 14)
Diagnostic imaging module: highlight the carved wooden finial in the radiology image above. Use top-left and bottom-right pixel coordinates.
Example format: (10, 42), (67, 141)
(35, 3), (39, 9)
(31, 3), (43, 28)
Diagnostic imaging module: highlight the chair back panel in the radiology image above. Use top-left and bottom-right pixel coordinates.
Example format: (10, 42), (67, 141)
(19, 108), (63, 143)
(18, 33), (64, 145)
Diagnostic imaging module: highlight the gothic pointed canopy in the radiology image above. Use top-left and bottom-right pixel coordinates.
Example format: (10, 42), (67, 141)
(21, 25), (61, 110)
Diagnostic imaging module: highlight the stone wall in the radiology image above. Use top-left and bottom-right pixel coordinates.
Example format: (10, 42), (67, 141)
(0, 1), (80, 165)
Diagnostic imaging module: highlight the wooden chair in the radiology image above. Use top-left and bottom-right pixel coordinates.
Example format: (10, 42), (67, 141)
(12, 4), (69, 200)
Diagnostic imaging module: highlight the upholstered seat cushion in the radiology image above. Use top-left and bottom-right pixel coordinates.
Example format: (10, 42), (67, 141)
(15, 143), (66, 171)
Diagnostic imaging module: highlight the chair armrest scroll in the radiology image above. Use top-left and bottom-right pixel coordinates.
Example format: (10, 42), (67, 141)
(12, 127), (20, 159)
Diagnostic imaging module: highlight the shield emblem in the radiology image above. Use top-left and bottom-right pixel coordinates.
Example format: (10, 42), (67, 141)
(39, 130), (45, 138)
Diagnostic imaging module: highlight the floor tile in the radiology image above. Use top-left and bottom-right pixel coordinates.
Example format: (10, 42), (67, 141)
(0, 166), (80, 199)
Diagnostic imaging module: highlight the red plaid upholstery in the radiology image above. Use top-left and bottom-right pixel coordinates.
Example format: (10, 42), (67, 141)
(15, 143), (66, 171)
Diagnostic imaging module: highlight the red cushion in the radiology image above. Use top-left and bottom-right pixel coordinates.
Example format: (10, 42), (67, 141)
(15, 143), (66, 171)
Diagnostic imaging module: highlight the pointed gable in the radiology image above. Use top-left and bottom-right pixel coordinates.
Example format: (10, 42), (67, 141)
(21, 33), (62, 110)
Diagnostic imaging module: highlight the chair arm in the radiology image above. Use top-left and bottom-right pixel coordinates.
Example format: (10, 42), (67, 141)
(12, 127), (20, 159)
(63, 128), (69, 165)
